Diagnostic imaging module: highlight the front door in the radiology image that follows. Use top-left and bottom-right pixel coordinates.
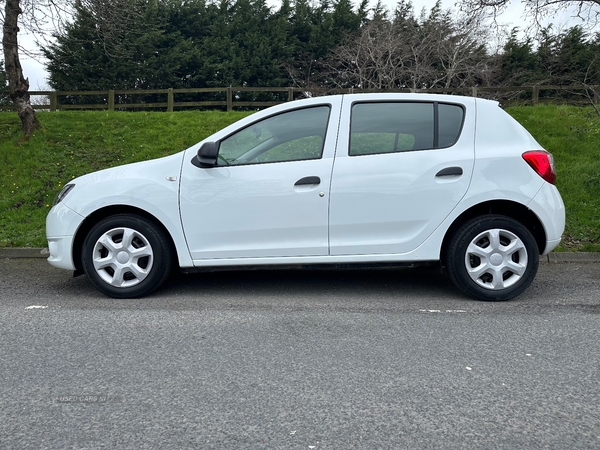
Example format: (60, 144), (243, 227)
(179, 101), (341, 261)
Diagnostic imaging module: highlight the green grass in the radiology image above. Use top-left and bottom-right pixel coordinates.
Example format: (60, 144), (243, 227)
(0, 105), (598, 251)
(0, 110), (251, 247)
(507, 105), (600, 251)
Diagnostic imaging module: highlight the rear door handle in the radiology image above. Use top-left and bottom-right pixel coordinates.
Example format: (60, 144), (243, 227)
(295, 176), (321, 186)
(436, 167), (463, 177)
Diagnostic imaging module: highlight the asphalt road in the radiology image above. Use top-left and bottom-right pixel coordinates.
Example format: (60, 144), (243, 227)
(1, 258), (599, 449)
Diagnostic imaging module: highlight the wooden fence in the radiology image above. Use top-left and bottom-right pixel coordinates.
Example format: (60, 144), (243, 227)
(1, 84), (598, 112)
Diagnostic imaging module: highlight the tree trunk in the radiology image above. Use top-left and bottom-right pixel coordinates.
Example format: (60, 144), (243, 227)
(2, 0), (40, 137)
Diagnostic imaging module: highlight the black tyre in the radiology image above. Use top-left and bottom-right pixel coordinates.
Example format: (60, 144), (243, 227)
(81, 214), (174, 298)
(445, 215), (539, 301)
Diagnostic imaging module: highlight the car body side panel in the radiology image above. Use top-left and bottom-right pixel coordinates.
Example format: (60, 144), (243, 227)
(328, 94), (476, 255)
(179, 97), (343, 261)
(46, 94), (565, 276)
(58, 153), (194, 268)
(184, 96), (564, 267)
(471, 100), (546, 200)
(184, 189), (553, 268)
(180, 159), (335, 259)
(470, 99), (564, 252)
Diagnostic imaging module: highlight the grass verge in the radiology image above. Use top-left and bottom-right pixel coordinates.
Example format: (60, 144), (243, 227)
(0, 110), (250, 247)
(0, 105), (598, 251)
(508, 105), (600, 251)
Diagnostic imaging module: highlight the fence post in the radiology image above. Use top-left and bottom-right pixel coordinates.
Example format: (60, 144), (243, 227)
(167, 88), (174, 112)
(108, 90), (115, 111)
(532, 86), (540, 106)
(226, 87), (233, 112)
(50, 91), (58, 112)
(471, 87), (478, 97)
(288, 87), (294, 102)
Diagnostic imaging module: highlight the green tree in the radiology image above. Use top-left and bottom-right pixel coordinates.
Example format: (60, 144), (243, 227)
(43, 4), (114, 92)
(44, 0), (208, 105)
(45, 0), (299, 97)
(213, 0), (287, 86)
(285, 0), (365, 88)
(495, 29), (541, 85)
(553, 27), (600, 82)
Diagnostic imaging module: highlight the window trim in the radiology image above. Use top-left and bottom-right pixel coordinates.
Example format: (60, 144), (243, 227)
(348, 100), (466, 157)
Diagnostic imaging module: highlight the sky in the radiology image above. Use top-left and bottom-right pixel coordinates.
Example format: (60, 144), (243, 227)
(14, 0), (594, 90)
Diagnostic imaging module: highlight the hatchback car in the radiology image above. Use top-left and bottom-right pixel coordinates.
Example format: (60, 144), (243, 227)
(47, 93), (565, 300)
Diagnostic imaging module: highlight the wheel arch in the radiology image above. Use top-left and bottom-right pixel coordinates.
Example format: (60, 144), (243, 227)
(441, 200), (547, 265)
(72, 205), (178, 273)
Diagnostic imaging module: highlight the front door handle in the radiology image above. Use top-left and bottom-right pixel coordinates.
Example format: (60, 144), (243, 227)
(436, 167), (463, 177)
(295, 176), (321, 186)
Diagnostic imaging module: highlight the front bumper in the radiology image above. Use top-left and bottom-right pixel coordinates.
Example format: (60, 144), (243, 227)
(46, 203), (85, 270)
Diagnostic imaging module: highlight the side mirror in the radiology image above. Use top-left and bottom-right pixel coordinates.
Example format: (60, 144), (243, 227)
(192, 141), (219, 168)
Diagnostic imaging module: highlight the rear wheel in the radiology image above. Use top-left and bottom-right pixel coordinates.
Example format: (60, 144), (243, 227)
(81, 214), (173, 298)
(445, 215), (539, 301)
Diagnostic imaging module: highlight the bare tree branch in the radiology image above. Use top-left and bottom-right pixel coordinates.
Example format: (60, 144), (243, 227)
(1, 0), (150, 135)
(459, 0), (600, 29)
(322, 3), (494, 92)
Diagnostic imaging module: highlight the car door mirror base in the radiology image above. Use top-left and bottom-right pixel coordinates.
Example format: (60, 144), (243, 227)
(192, 142), (219, 168)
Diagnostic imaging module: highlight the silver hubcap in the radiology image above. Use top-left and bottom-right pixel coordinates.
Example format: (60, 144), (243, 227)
(92, 227), (154, 288)
(465, 228), (528, 290)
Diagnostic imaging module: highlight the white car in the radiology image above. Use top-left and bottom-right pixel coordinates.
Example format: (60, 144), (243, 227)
(46, 94), (565, 300)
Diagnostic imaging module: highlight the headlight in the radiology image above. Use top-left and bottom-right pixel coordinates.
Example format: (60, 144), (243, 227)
(52, 183), (75, 207)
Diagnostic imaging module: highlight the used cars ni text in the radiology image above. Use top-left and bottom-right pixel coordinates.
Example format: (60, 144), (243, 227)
(46, 94), (565, 300)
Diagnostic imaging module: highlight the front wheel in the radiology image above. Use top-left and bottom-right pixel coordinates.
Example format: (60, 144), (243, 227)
(445, 215), (539, 301)
(81, 214), (174, 298)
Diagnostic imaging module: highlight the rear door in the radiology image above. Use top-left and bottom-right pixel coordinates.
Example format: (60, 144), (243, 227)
(329, 96), (476, 256)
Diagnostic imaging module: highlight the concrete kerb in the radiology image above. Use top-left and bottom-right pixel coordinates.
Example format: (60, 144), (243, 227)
(546, 252), (600, 263)
(1, 248), (50, 258)
(1, 247), (599, 263)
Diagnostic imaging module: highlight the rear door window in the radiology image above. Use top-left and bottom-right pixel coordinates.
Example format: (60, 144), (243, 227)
(349, 102), (464, 156)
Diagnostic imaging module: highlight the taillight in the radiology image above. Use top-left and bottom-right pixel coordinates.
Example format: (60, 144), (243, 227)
(522, 151), (556, 185)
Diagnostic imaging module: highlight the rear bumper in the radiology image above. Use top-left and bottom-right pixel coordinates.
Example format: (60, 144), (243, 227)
(528, 183), (565, 255)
